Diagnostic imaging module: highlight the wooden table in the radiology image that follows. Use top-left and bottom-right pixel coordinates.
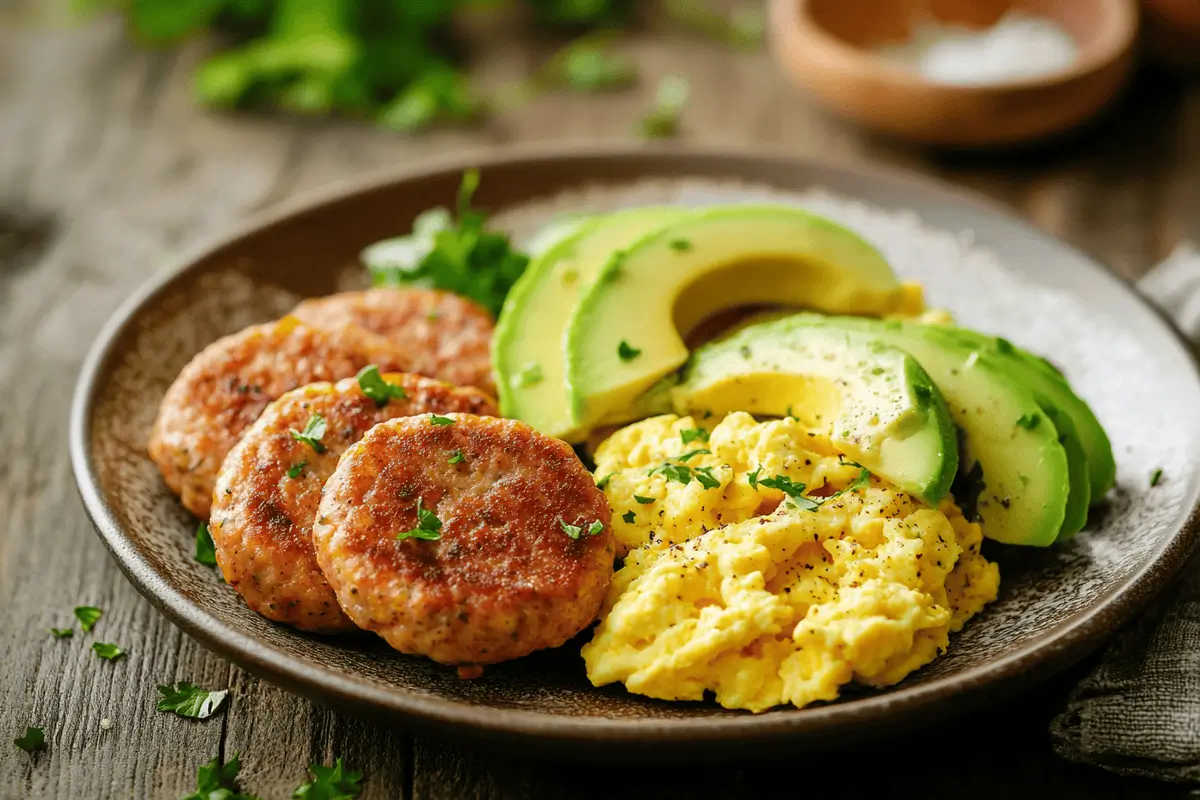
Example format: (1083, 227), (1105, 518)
(2, 9), (1198, 799)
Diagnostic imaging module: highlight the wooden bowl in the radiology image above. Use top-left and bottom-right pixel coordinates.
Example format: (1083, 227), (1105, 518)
(768, 0), (1139, 147)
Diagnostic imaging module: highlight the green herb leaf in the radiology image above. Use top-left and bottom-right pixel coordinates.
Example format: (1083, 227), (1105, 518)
(292, 757), (364, 800)
(558, 518), (583, 539)
(156, 682), (228, 720)
(429, 414), (455, 426)
(680, 427), (709, 445)
(633, 495), (655, 504)
(693, 466), (720, 490)
(669, 239), (692, 252)
(639, 74), (689, 138)
(13, 726), (45, 752)
(356, 365), (408, 406)
(49, 628), (73, 639)
(448, 450), (465, 465)
(622, 511), (636, 524)
(397, 498), (443, 542)
(288, 461), (307, 479)
(663, 0), (765, 48)
(1016, 413), (1041, 430)
(758, 475), (820, 510)
(587, 520), (605, 536)
(184, 753), (260, 800)
(1151, 468), (1165, 487)
(195, 522), (218, 567)
(675, 448), (711, 462)
(595, 472), (616, 490)
(517, 363), (544, 387)
(747, 467), (761, 490)
(378, 64), (482, 134)
(290, 413), (328, 454)
(651, 463), (693, 485)
(74, 606), (102, 633)
(823, 468), (872, 503)
(617, 340), (642, 361)
(92, 642), (125, 661)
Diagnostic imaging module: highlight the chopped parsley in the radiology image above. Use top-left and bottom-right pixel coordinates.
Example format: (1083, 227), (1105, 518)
(428, 414), (455, 426)
(758, 475), (820, 511)
(92, 642), (125, 661)
(74, 606), (102, 633)
(195, 522), (217, 567)
(292, 757), (363, 800)
(290, 413), (328, 454)
(747, 467), (762, 490)
(617, 340), (642, 361)
(447, 450), (465, 465)
(183, 753), (259, 800)
(1016, 413), (1041, 430)
(680, 427), (709, 445)
(669, 239), (692, 252)
(675, 448), (711, 462)
(356, 365), (408, 406)
(156, 682), (228, 720)
(639, 74), (689, 138)
(693, 466), (720, 489)
(49, 628), (73, 639)
(622, 511), (636, 524)
(517, 363), (544, 387)
(633, 495), (655, 504)
(397, 498), (442, 541)
(1151, 468), (1164, 487)
(13, 726), (45, 752)
(651, 463), (694, 485)
(595, 472), (615, 490)
(559, 518), (605, 540)
(287, 461), (307, 479)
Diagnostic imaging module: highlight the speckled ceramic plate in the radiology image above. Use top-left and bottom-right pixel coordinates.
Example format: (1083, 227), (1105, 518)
(69, 144), (1200, 759)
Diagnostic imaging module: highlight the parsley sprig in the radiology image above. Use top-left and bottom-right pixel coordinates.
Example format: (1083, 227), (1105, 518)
(183, 753), (259, 800)
(356, 365), (408, 407)
(74, 606), (102, 633)
(14, 726), (45, 753)
(195, 522), (218, 567)
(293, 757), (364, 800)
(752, 464), (872, 511)
(397, 498), (443, 542)
(157, 682), (228, 720)
(290, 414), (328, 454)
(92, 642), (125, 661)
(559, 518), (605, 540)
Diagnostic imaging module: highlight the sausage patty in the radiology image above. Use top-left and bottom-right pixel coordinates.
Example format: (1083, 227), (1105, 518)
(210, 373), (497, 633)
(312, 414), (615, 672)
(290, 288), (496, 395)
(148, 316), (408, 518)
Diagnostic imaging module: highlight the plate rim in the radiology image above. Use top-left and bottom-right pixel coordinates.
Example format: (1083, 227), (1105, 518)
(68, 140), (1200, 750)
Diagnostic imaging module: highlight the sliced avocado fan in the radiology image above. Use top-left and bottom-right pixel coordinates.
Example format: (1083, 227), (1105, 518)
(673, 324), (959, 506)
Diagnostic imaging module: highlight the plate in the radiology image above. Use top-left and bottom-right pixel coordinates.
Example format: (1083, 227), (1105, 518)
(69, 143), (1200, 759)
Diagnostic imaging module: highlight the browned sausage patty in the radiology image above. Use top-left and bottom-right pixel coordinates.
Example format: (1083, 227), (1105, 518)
(290, 288), (496, 395)
(210, 373), (497, 633)
(148, 317), (409, 518)
(312, 414), (614, 670)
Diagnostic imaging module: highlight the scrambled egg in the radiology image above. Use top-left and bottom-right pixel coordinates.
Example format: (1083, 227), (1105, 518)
(582, 412), (999, 713)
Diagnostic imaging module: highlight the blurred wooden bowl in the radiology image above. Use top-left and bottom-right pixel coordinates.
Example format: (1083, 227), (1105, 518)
(1142, 0), (1200, 69)
(768, 0), (1139, 147)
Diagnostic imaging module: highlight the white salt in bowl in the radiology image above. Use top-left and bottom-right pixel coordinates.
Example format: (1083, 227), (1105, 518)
(767, 0), (1139, 147)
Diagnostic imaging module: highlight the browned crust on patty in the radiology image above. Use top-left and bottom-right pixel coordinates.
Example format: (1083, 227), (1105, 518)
(210, 374), (497, 633)
(312, 414), (614, 668)
(291, 288), (496, 395)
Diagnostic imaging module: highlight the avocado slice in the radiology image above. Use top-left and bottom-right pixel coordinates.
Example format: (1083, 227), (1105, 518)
(672, 325), (959, 505)
(746, 315), (1070, 547)
(930, 326), (1115, 503)
(565, 206), (908, 435)
(493, 206), (696, 439)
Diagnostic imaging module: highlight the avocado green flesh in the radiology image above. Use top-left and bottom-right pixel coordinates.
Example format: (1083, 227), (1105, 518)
(566, 206), (906, 435)
(931, 326), (1116, 502)
(1044, 407), (1090, 541)
(493, 207), (696, 440)
(753, 315), (1070, 547)
(672, 326), (958, 505)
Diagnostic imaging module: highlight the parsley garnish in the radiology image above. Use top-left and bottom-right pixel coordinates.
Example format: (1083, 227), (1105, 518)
(183, 753), (259, 800)
(13, 726), (45, 752)
(287, 461), (307, 479)
(651, 463), (693, 485)
(356, 365), (408, 406)
(694, 466), (720, 490)
(92, 642), (125, 661)
(290, 414), (328, 454)
(639, 74), (689, 138)
(675, 448), (711, 462)
(74, 606), (102, 633)
(1151, 468), (1164, 487)
(747, 467), (761, 490)
(622, 511), (636, 524)
(195, 522), (217, 567)
(634, 495), (655, 504)
(156, 682), (228, 720)
(448, 450), (465, 465)
(292, 757), (364, 800)
(617, 340), (642, 361)
(595, 473), (615, 490)
(680, 427), (709, 445)
(365, 171), (529, 318)
(517, 363), (544, 387)
(397, 498), (443, 541)
(429, 414), (455, 426)
(558, 518), (605, 539)
(1016, 413), (1041, 430)
(758, 475), (820, 510)
(669, 239), (692, 252)
(49, 628), (73, 639)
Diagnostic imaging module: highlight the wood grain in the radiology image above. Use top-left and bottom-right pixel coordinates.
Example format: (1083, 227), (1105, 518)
(0, 7), (1197, 799)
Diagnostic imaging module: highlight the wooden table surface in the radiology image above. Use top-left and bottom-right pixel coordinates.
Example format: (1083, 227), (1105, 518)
(3, 9), (1199, 799)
